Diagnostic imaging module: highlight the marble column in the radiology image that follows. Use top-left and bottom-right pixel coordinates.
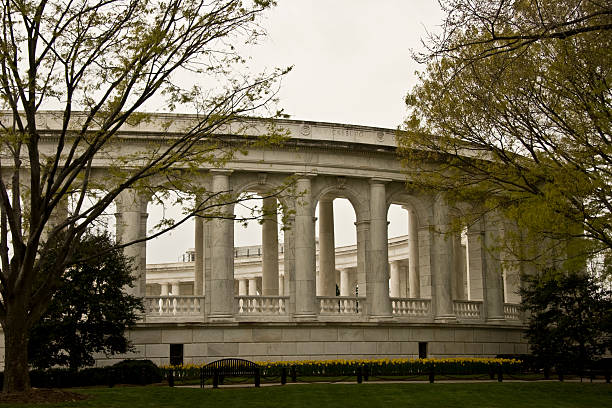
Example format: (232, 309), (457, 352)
(115, 189), (148, 297)
(248, 278), (258, 296)
(238, 279), (247, 296)
(483, 215), (505, 321)
(368, 179), (392, 318)
(209, 170), (234, 319)
(399, 262), (409, 298)
(355, 220), (369, 297)
(279, 274), (285, 296)
(452, 233), (466, 300)
(262, 197), (279, 295)
(340, 268), (350, 296)
(283, 215), (296, 311)
(42, 196), (69, 245)
(171, 281), (180, 296)
(294, 175), (317, 319)
(466, 225), (484, 301)
(349, 267), (359, 297)
(407, 208), (421, 298)
(319, 198), (336, 297)
(431, 196), (456, 322)
(194, 215), (204, 296)
(389, 260), (401, 298)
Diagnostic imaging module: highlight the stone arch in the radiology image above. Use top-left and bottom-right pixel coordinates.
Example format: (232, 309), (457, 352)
(311, 178), (369, 222)
(309, 178), (369, 298)
(386, 186), (433, 229)
(230, 174), (294, 215)
(228, 173), (294, 297)
(384, 189), (436, 300)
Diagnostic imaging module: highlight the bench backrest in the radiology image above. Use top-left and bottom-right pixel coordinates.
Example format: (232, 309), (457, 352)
(201, 358), (260, 376)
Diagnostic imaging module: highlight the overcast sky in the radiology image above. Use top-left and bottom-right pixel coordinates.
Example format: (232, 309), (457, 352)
(146, 1), (444, 263)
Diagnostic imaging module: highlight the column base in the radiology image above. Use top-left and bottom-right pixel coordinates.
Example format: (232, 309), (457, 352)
(434, 315), (457, 323)
(207, 314), (235, 323)
(369, 314), (394, 322)
(293, 313), (318, 322)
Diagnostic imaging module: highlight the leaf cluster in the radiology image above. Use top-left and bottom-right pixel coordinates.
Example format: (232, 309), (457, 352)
(399, 0), (612, 266)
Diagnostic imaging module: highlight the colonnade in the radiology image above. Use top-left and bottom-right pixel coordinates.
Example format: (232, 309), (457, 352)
(116, 171), (515, 323)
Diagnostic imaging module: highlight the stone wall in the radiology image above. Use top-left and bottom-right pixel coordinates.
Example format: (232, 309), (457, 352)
(87, 322), (528, 367)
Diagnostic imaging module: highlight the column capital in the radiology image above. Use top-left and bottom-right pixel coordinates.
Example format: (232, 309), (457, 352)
(369, 177), (392, 185)
(209, 168), (233, 176)
(115, 188), (150, 213)
(295, 172), (317, 179)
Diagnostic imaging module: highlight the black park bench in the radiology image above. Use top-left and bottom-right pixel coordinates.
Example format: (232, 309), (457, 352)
(200, 358), (261, 388)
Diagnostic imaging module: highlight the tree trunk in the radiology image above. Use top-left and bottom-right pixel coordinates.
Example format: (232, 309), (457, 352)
(2, 305), (31, 393)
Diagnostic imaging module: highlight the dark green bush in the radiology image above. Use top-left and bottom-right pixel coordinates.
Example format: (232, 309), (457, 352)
(0, 359), (162, 389)
(111, 359), (162, 385)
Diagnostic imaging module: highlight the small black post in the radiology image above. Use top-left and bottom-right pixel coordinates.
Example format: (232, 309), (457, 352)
(497, 366), (503, 382)
(605, 366), (611, 384)
(199, 368), (204, 389)
(558, 371), (564, 382)
(364, 366), (369, 382)
(254, 367), (261, 388)
(213, 370), (219, 388)
(140, 367), (147, 385)
(429, 369), (435, 384)
(357, 366), (363, 384)
(544, 366), (550, 380)
(108, 368), (115, 388)
(291, 365), (297, 382)
(168, 370), (175, 387)
(281, 367), (287, 385)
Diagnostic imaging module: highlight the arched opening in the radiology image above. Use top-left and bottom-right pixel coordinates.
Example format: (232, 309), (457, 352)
(314, 197), (357, 298)
(146, 190), (195, 296)
(387, 204), (409, 298)
(233, 191), (286, 297)
(386, 202), (422, 300)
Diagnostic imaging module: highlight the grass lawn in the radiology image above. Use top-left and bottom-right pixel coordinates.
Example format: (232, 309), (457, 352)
(1, 382), (610, 408)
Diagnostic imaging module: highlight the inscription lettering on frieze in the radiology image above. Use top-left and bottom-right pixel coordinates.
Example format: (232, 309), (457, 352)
(332, 127), (363, 141)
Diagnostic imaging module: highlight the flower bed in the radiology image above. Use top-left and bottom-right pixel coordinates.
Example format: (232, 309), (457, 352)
(160, 358), (522, 381)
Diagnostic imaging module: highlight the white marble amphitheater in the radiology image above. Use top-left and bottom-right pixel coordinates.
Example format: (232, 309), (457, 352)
(2, 113), (530, 368)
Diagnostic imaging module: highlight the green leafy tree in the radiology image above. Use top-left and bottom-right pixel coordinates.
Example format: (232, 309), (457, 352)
(0, 0), (289, 392)
(398, 0), (612, 267)
(28, 232), (144, 371)
(520, 269), (612, 374)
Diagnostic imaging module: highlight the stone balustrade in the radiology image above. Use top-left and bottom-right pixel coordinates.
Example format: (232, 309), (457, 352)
(317, 296), (364, 315)
(144, 294), (521, 324)
(235, 295), (289, 316)
(504, 303), (522, 321)
(145, 296), (205, 316)
(453, 300), (483, 320)
(391, 298), (432, 317)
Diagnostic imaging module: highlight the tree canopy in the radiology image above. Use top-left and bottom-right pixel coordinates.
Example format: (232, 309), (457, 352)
(398, 0), (612, 267)
(0, 0), (288, 392)
(29, 232), (143, 371)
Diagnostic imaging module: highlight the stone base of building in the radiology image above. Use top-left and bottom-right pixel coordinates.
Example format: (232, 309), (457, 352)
(86, 322), (528, 367)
